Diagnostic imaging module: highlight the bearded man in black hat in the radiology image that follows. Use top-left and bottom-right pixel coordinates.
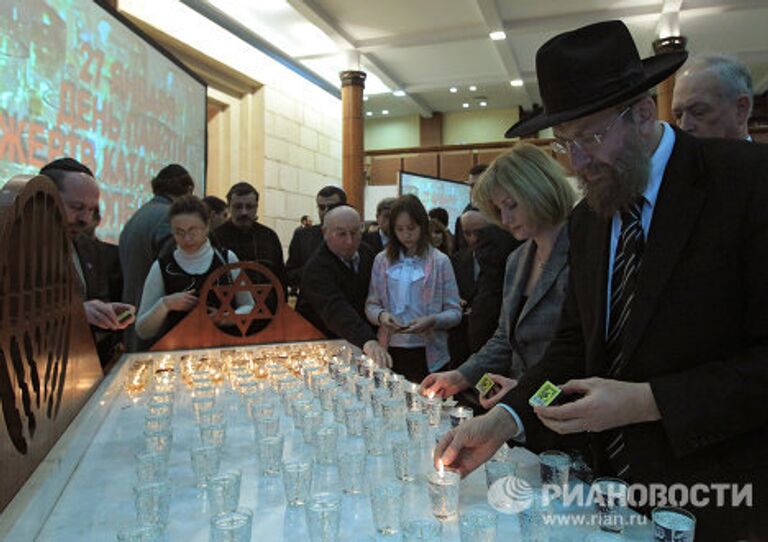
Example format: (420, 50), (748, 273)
(435, 20), (768, 540)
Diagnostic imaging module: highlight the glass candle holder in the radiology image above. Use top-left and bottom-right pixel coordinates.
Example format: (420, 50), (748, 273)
(146, 401), (172, 419)
(144, 414), (171, 434)
(318, 381), (338, 411)
(190, 445), (220, 488)
(354, 378), (373, 404)
(291, 399), (314, 429)
(381, 397), (405, 432)
(209, 508), (253, 542)
(206, 470), (242, 515)
(449, 406), (473, 428)
(373, 367), (390, 389)
(344, 401), (366, 437)
(404, 383), (423, 411)
(426, 398), (442, 426)
(652, 506), (696, 542)
(459, 509), (497, 542)
(386, 373), (405, 396)
(403, 517), (443, 541)
(314, 425), (338, 465)
(301, 409), (323, 444)
(333, 391), (353, 424)
(427, 469), (461, 520)
(133, 481), (171, 527)
(593, 477), (629, 533)
(406, 411), (428, 444)
(257, 435), (284, 476)
(192, 397), (216, 421)
(370, 388), (391, 418)
(116, 523), (163, 541)
(337, 450), (367, 494)
(135, 451), (168, 484)
(282, 461), (312, 507)
(199, 421), (227, 449)
(392, 436), (415, 482)
(362, 418), (385, 456)
(305, 492), (342, 542)
(254, 415), (280, 439)
(143, 429), (173, 456)
(370, 482), (403, 535)
(539, 450), (572, 487)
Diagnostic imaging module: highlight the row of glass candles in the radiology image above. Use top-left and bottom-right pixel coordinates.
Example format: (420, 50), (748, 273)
(118, 342), (495, 542)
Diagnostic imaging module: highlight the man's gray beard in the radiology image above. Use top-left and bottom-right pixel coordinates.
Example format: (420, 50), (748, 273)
(576, 139), (651, 220)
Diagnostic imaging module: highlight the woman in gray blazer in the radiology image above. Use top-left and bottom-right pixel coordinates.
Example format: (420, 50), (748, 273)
(421, 142), (576, 408)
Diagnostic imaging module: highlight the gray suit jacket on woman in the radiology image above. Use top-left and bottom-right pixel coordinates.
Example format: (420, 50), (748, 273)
(457, 225), (569, 385)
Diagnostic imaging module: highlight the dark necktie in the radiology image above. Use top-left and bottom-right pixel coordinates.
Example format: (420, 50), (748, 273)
(604, 198), (645, 479)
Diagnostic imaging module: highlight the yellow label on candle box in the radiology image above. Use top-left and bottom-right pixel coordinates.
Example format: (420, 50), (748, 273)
(529, 380), (562, 407)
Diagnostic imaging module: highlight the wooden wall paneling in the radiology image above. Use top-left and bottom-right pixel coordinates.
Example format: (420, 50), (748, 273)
(402, 154), (438, 177)
(475, 149), (507, 167)
(368, 156), (402, 185)
(419, 113), (443, 147)
(439, 151), (473, 181)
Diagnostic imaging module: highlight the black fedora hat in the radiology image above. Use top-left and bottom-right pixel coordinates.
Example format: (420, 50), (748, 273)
(505, 20), (687, 138)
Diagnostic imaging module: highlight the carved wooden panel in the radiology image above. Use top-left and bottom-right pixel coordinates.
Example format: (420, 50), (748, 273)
(0, 175), (102, 513)
(151, 261), (325, 351)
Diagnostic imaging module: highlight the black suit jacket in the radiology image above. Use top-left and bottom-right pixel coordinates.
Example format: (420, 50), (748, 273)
(502, 129), (768, 539)
(362, 230), (385, 254)
(285, 224), (324, 289)
(296, 242), (377, 348)
(212, 220), (286, 288)
(448, 248), (477, 368)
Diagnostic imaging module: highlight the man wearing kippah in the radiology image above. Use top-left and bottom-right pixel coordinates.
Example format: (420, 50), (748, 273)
(436, 20), (768, 540)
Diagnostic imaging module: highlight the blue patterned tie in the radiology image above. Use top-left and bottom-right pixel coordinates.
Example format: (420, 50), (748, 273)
(604, 198), (645, 479)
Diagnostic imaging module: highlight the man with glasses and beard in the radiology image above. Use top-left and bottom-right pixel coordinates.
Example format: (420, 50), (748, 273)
(435, 21), (768, 541)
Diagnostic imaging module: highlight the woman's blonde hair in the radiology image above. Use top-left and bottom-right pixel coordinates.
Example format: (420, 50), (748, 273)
(473, 142), (576, 229)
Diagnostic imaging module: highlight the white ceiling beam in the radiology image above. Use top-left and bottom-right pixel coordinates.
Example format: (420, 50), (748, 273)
(286, 0), (433, 117)
(474, 0), (532, 109)
(356, 24), (488, 53)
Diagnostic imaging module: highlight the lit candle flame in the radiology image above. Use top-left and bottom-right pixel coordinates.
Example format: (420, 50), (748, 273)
(437, 459), (445, 478)
(428, 390), (435, 400)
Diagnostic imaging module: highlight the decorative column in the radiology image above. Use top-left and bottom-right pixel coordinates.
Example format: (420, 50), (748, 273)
(340, 70), (366, 215)
(652, 36), (687, 123)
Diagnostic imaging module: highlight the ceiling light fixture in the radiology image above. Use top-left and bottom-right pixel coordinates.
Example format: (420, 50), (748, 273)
(510, 79), (524, 87)
(489, 31), (506, 41)
(479, 101), (487, 107)
(393, 90), (406, 97)
(462, 103), (470, 109)
(449, 87), (458, 93)
(382, 110), (389, 115)
(469, 85), (477, 92)
(363, 96), (369, 101)
(366, 111), (373, 116)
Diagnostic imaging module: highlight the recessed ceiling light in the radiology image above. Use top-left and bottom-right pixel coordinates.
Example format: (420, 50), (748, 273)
(363, 96), (369, 101)
(393, 90), (406, 97)
(462, 103), (470, 109)
(479, 101), (487, 107)
(489, 31), (507, 41)
(382, 110), (389, 115)
(469, 85), (477, 92)
(366, 111), (373, 116)
(449, 87), (458, 93)
(510, 79), (524, 87)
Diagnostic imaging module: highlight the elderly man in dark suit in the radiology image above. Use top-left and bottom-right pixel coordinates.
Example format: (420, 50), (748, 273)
(436, 21), (768, 541)
(297, 205), (391, 368)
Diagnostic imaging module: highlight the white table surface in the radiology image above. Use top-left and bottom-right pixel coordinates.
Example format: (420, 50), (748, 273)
(3, 346), (654, 541)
